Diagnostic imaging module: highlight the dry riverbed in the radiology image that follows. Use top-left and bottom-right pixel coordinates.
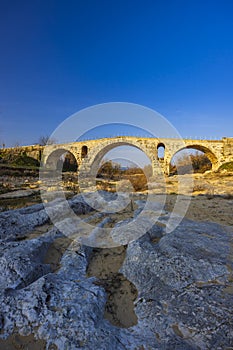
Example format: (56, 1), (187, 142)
(0, 171), (232, 349)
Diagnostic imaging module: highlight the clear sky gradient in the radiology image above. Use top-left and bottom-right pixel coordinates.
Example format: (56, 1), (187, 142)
(0, 0), (233, 147)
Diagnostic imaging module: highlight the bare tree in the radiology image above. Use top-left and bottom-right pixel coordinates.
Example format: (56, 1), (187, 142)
(38, 136), (56, 146)
(170, 151), (211, 175)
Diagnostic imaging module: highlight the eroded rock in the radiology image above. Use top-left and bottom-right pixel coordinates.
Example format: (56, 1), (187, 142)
(0, 193), (232, 349)
(121, 219), (233, 349)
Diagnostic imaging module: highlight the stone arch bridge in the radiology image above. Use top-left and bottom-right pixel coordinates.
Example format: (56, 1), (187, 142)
(1, 137), (233, 176)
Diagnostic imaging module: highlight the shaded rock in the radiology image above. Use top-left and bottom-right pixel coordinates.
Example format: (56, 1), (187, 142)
(121, 219), (233, 349)
(0, 204), (49, 240)
(0, 193), (232, 349)
(0, 239), (51, 290)
(0, 194), (93, 241)
(0, 240), (155, 350)
(0, 189), (38, 199)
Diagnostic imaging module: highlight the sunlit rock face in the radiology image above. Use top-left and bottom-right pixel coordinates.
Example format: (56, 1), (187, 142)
(0, 193), (232, 349)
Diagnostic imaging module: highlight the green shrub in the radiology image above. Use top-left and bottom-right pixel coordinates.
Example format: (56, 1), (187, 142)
(12, 155), (40, 167)
(219, 162), (233, 172)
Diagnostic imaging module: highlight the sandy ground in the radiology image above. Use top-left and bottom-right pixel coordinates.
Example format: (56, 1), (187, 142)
(86, 246), (138, 328)
(0, 334), (47, 350)
(166, 194), (233, 226)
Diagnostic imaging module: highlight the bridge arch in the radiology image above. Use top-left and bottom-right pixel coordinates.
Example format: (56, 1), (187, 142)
(45, 148), (78, 171)
(168, 144), (219, 174)
(80, 138), (158, 177)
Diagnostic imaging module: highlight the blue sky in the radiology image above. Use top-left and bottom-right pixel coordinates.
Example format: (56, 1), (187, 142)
(0, 0), (233, 147)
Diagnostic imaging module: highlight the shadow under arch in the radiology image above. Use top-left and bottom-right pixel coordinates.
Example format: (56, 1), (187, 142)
(169, 144), (219, 175)
(45, 148), (78, 172)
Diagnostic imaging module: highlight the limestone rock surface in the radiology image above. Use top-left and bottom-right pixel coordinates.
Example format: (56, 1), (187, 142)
(0, 193), (232, 349)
